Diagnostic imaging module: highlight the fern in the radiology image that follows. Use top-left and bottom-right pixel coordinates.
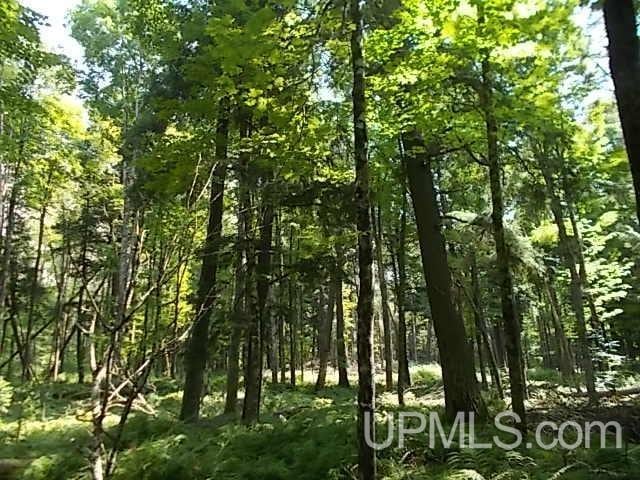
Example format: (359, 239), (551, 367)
(505, 450), (536, 468)
(547, 461), (589, 480)
(449, 469), (487, 480)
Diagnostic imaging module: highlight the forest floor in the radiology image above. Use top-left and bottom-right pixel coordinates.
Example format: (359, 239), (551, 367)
(1, 366), (639, 480)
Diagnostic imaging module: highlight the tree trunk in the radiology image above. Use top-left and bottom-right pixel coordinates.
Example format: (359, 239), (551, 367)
(224, 205), (245, 415)
(603, 0), (640, 226)
(391, 158), (411, 402)
(480, 45), (526, 427)
(538, 157), (597, 402)
(315, 282), (334, 390)
(0, 151), (22, 354)
(470, 252), (503, 397)
(23, 191), (49, 379)
(180, 107), (229, 422)
(335, 260), (350, 388)
(403, 130), (484, 418)
(351, 0), (376, 475)
(544, 277), (574, 377)
(76, 199), (90, 384)
(373, 205), (393, 391)
(535, 289), (553, 370)
(243, 198), (273, 423)
(288, 225), (298, 387)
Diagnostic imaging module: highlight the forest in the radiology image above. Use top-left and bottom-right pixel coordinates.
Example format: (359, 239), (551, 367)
(1, 0), (640, 479)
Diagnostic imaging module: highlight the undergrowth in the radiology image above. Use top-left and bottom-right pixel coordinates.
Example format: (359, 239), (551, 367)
(0, 371), (637, 480)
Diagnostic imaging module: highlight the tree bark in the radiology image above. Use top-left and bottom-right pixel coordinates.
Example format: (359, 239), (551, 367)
(470, 252), (503, 397)
(180, 106), (229, 422)
(351, 0), (376, 475)
(394, 160), (411, 401)
(373, 205), (393, 391)
(538, 156), (597, 402)
(479, 42), (526, 427)
(224, 203), (246, 415)
(243, 195), (273, 422)
(315, 282), (334, 390)
(544, 276), (574, 377)
(603, 0), (640, 226)
(288, 225), (298, 387)
(403, 130), (484, 418)
(335, 260), (350, 388)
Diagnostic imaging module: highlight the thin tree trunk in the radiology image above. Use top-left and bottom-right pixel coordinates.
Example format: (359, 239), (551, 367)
(543, 277), (574, 377)
(373, 205), (393, 390)
(351, 0), (376, 474)
(479, 38), (526, 427)
(23, 192), (49, 379)
(390, 156), (411, 403)
(470, 252), (502, 395)
(335, 259), (350, 388)
(538, 157), (597, 402)
(288, 225), (297, 387)
(224, 217), (245, 415)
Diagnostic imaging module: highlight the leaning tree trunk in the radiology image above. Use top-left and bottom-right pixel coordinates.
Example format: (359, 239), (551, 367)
(603, 0), (640, 226)
(180, 107), (229, 422)
(403, 130), (484, 419)
(351, 0), (376, 475)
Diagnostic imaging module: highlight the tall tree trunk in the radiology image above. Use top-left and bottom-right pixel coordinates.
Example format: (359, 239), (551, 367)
(480, 44), (526, 427)
(351, 0), (376, 475)
(603, 0), (640, 226)
(403, 130), (483, 418)
(180, 107), (229, 422)
(76, 199), (90, 384)
(288, 225), (298, 387)
(538, 158), (597, 402)
(0, 150), (22, 345)
(224, 202), (246, 415)
(392, 159), (411, 402)
(373, 205), (393, 390)
(24, 189), (50, 380)
(243, 199), (273, 423)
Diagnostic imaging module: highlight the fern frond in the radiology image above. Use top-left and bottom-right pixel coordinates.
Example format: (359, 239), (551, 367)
(548, 461), (589, 480)
(449, 469), (487, 480)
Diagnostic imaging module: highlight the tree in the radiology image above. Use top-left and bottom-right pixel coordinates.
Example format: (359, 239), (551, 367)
(350, 0), (375, 476)
(403, 130), (484, 418)
(602, 0), (640, 225)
